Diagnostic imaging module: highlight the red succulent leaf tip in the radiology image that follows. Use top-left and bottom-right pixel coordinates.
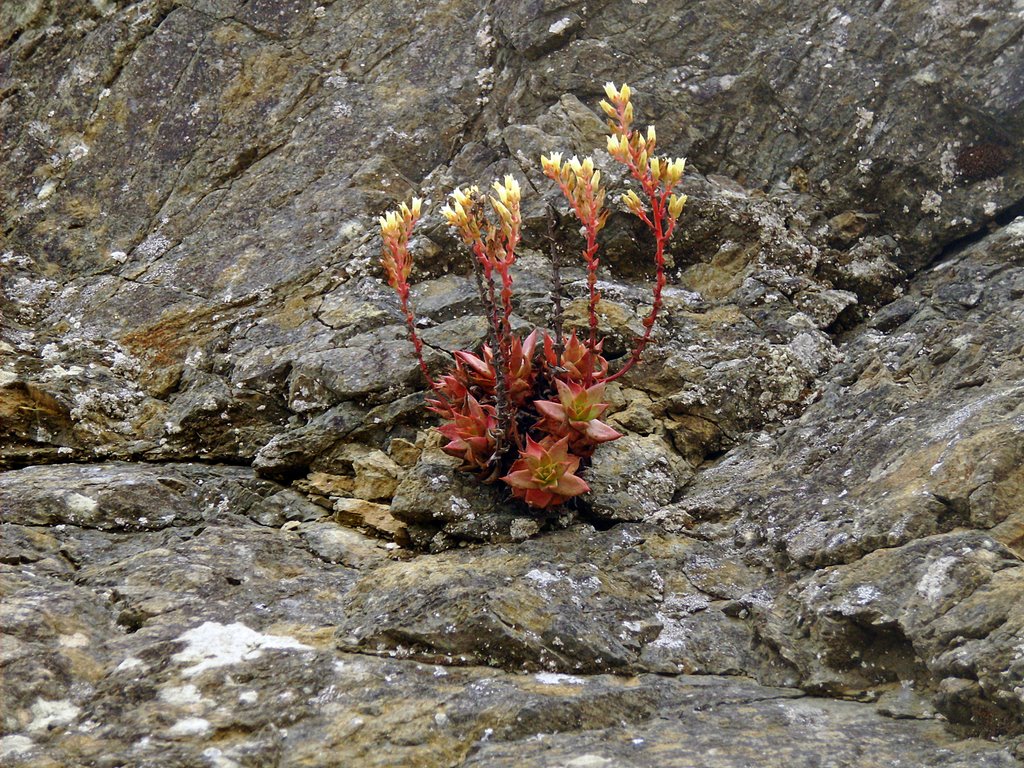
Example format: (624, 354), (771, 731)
(501, 435), (590, 509)
(438, 395), (498, 470)
(453, 348), (498, 393)
(427, 373), (471, 417)
(533, 378), (621, 455)
(506, 329), (540, 406)
(543, 330), (609, 383)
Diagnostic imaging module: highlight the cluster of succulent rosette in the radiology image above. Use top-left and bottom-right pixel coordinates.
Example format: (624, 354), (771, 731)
(377, 83), (687, 509)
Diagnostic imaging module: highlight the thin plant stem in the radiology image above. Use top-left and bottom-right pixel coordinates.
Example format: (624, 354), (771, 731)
(546, 205), (565, 360)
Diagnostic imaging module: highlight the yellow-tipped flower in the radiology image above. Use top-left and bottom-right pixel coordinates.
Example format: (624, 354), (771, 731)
(668, 193), (688, 220)
(440, 200), (465, 228)
(646, 125), (656, 147)
(452, 185), (478, 209)
(621, 189), (645, 217)
(541, 152), (564, 178)
(603, 81), (631, 104)
(379, 198), (423, 288)
(665, 158), (686, 187)
(490, 196), (513, 225)
(599, 99), (617, 119)
(606, 134), (626, 159)
(378, 210), (402, 238)
(649, 157), (662, 184)
(492, 175), (521, 206)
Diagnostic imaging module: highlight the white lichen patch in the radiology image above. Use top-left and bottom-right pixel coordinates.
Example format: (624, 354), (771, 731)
(1005, 216), (1024, 247)
(27, 699), (81, 733)
(166, 717), (211, 737)
(159, 684), (207, 708)
(939, 142), (961, 186)
(852, 584), (881, 605)
(171, 621), (313, 677)
(921, 190), (942, 214)
(116, 657), (145, 672)
(65, 493), (98, 515)
(534, 672), (585, 686)
(36, 180), (58, 200)
(851, 107), (874, 141)
(548, 17), (573, 34)
(916, 556), (958, 605)
(0, 735), (34, 758)
(59, 632), (90, 648)
(134, 233), (172, 260)
(563, 754), (615, 767)
(524, 569), (562, 588)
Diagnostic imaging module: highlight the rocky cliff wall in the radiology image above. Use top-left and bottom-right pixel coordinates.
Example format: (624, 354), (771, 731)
(2, 1), (1024, 765)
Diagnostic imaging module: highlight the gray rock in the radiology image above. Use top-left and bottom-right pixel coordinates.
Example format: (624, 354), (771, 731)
(2, 0), (1024, 762)
(585, 434), (692, 522)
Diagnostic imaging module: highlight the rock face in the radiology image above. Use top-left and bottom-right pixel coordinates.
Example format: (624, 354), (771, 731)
(2, 0), (1024, 765)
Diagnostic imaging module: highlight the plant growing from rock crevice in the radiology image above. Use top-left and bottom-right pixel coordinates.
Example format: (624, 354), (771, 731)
(377, 83), (688, 509)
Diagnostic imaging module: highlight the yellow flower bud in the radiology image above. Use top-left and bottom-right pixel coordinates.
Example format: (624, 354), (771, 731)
(606, 134), (624, 158)
(603, 81), (619, 101)
(502, 175), (520, 204)
(669, 193), (688, 220)
(452, 186), (477, 209)
(649, 157), (661, 183)
(541, 152), (564, 178)
(599, 99), (617, 118)
(621, 189), (644, 216)
(490, 196), (512, 224)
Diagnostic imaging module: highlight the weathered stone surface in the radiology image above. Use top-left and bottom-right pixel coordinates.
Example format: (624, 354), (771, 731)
(585, 434), (692, 521)
(3, 0), (1024, 763)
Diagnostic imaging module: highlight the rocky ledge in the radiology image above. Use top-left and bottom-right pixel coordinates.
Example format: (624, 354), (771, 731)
(2, 0), (1024, 765)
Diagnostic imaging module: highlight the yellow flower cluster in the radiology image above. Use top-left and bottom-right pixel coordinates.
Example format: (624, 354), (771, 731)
(439, 175), (522, 252)
(377, 197), (422, 286)
(600, 81), (688, 224)
(377, 197), (421, 241)
(440, 185), (482, 244)
(599, 82), (634, 133)
(540, 152), (608, 231)
(490, 174), (521, 242)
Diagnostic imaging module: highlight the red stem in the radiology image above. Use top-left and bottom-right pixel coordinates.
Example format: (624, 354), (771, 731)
(552, 176), (603, 385)
(583, 224), (600, 386)
(469, 239), (515, 454)
(397, 283), (437, 391)
(604, 125), (675, 383)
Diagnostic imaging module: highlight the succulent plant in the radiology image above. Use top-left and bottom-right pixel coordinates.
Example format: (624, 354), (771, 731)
(378, 83), (687, 509)
(501, 436), (591, 509)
